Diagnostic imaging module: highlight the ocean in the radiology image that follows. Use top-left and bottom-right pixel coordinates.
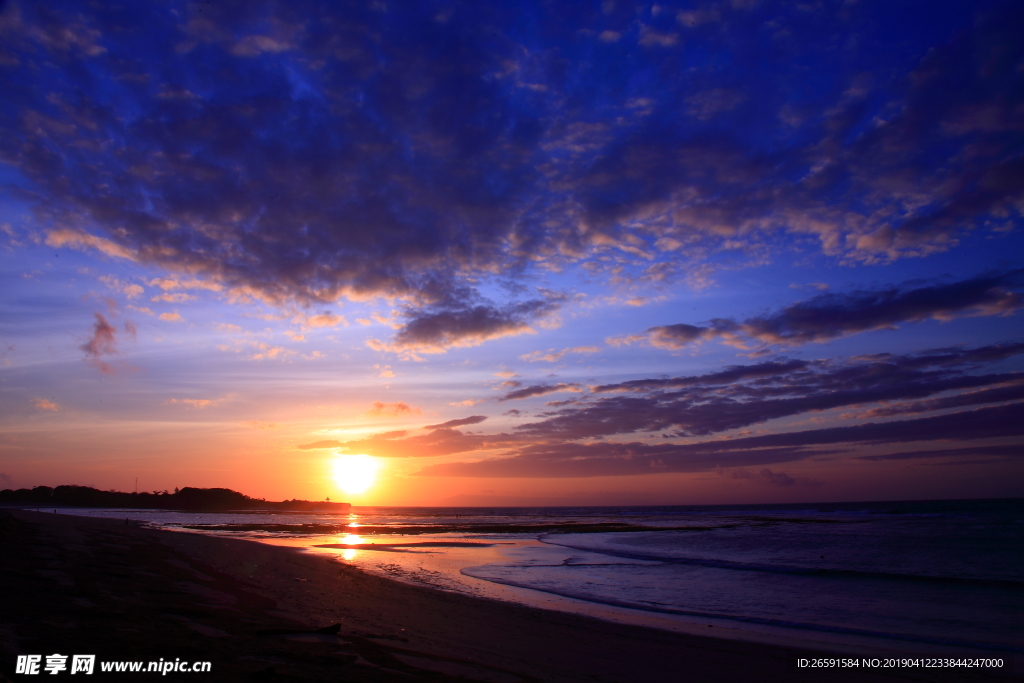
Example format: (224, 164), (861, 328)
(42, 498), (1024, 656)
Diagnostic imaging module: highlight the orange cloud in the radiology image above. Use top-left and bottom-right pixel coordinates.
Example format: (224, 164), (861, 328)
(364, 401), (421, 417)
(166, 398), (218, 408)
(46, 228), (135, 260)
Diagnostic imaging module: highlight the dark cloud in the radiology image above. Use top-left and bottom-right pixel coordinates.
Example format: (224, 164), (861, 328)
(79, 312), (118, 373)
(323, 342), (1024, 474)
(717, 466), (823, 487)
(500, 383), (583, 402)
(517, 344), (1024, 439)
(370, 298), (560, 355)
(738, 271), (1023, 347)
(285, 339), (1024, 476)
(591, 359), (810, 393)
(415, 441), (835, 479)
(2, 0), (1021, 350)
(855, 444), (1023, 462)
(616, 271), (1024, 351)
(692, 403), (1024, 451)
(415, 403), (1023, 478)
(328, 428), (514, 459)
(424, 415), (488, 430)
(857, 381), (1024, 418)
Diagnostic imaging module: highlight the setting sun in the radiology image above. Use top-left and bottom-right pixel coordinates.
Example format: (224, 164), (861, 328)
(333, 455), (379, 495)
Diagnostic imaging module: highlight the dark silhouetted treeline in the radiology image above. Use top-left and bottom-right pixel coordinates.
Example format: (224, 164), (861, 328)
(0, 485), (350, 511)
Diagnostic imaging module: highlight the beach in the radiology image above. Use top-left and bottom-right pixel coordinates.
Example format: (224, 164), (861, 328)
(1, 509), (1019, 682)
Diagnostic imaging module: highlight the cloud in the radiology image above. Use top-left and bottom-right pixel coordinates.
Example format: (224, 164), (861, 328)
(4, 0), (1023, 352)
(608, 323), (720, 350)
(46, 229), (135, 261)
(80, 313), (118, 373)
(371, 298), (558, 355)
(326, 428), (503, 459)
(99, 275), (144, 299)
(0, 472), (12, 487)
(855, 381), (1024, 418)
(148, 278), (222, 292)
(356, 343), (1024, 478)
(638, 26), (679, 47)
(167, 397), (231, 408)
(590, 359), (811, 393)
(686, 89), (745, 121)
(618, 271), (1024, 351)
(414, 403), (1023, 478)
(450, 398), (486, 407)
(519, 344), (1024, 440)
(500, 383), (584, 402)
(32, 398), (59, 411)
(424, 415), (488, 430)
(293, 312), (346, 329)
(242, 421), (279, 430)
(364, 401), (421, 417)
(737, 271), (1023, 347)
(298, 425), (500, 458)
(520, 346), (600, 362)
(296, 439), (344, 450)
(415, 441), (834, 479)
(151, 293), (195, 303)
(717, 466), (823, 487)
(159, 312), (184, 322)
(246, 342), (291, 361)
(854, 444), (1023, 462)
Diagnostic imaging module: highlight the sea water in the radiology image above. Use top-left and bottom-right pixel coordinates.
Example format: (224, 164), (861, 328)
(44, 499), (1024, 654)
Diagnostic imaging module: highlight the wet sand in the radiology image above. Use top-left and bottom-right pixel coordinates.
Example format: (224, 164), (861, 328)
(0, 509), (1017, 682)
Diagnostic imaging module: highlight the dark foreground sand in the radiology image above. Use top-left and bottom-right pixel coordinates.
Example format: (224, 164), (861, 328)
(1, 510), (1018, 682)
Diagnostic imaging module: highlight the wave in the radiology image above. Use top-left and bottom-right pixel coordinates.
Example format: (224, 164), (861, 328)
(539, 534), (1024, 590)
(460, 565), (1024, 653)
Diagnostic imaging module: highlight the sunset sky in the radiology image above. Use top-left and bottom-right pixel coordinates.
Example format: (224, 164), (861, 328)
(1, 0), (1022, 506)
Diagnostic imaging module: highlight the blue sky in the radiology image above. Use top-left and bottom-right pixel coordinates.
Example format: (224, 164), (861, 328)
(1, 0), (1022, 505)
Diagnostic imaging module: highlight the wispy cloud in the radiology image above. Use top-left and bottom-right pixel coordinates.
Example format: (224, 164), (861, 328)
(520, 346), (600, 362)
(364, 401), (421, 417)
(423, 415), (488, 430)
(32, 398), (59, 411)
(500, 383), (584, 402)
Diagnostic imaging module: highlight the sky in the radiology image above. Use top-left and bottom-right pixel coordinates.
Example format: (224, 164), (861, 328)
(0, 0), (1022, 506)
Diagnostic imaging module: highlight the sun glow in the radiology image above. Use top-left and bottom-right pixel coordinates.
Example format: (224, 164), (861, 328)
(333, 454), (379, 495)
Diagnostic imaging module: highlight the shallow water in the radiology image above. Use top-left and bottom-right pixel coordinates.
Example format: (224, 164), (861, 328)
(43, 499), (1024, 654)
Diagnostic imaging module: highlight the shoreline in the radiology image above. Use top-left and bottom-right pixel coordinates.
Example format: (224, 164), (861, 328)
(2, 509), (1019, 682)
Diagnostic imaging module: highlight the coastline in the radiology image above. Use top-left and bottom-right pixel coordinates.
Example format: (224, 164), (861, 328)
(1, 509), (1018, 682)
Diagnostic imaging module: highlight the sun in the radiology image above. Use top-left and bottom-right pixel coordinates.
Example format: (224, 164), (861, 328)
(333, 454), (379, 495)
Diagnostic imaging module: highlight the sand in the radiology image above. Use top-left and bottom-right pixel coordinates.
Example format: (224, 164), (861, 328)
(0, 509), (1017, 682)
